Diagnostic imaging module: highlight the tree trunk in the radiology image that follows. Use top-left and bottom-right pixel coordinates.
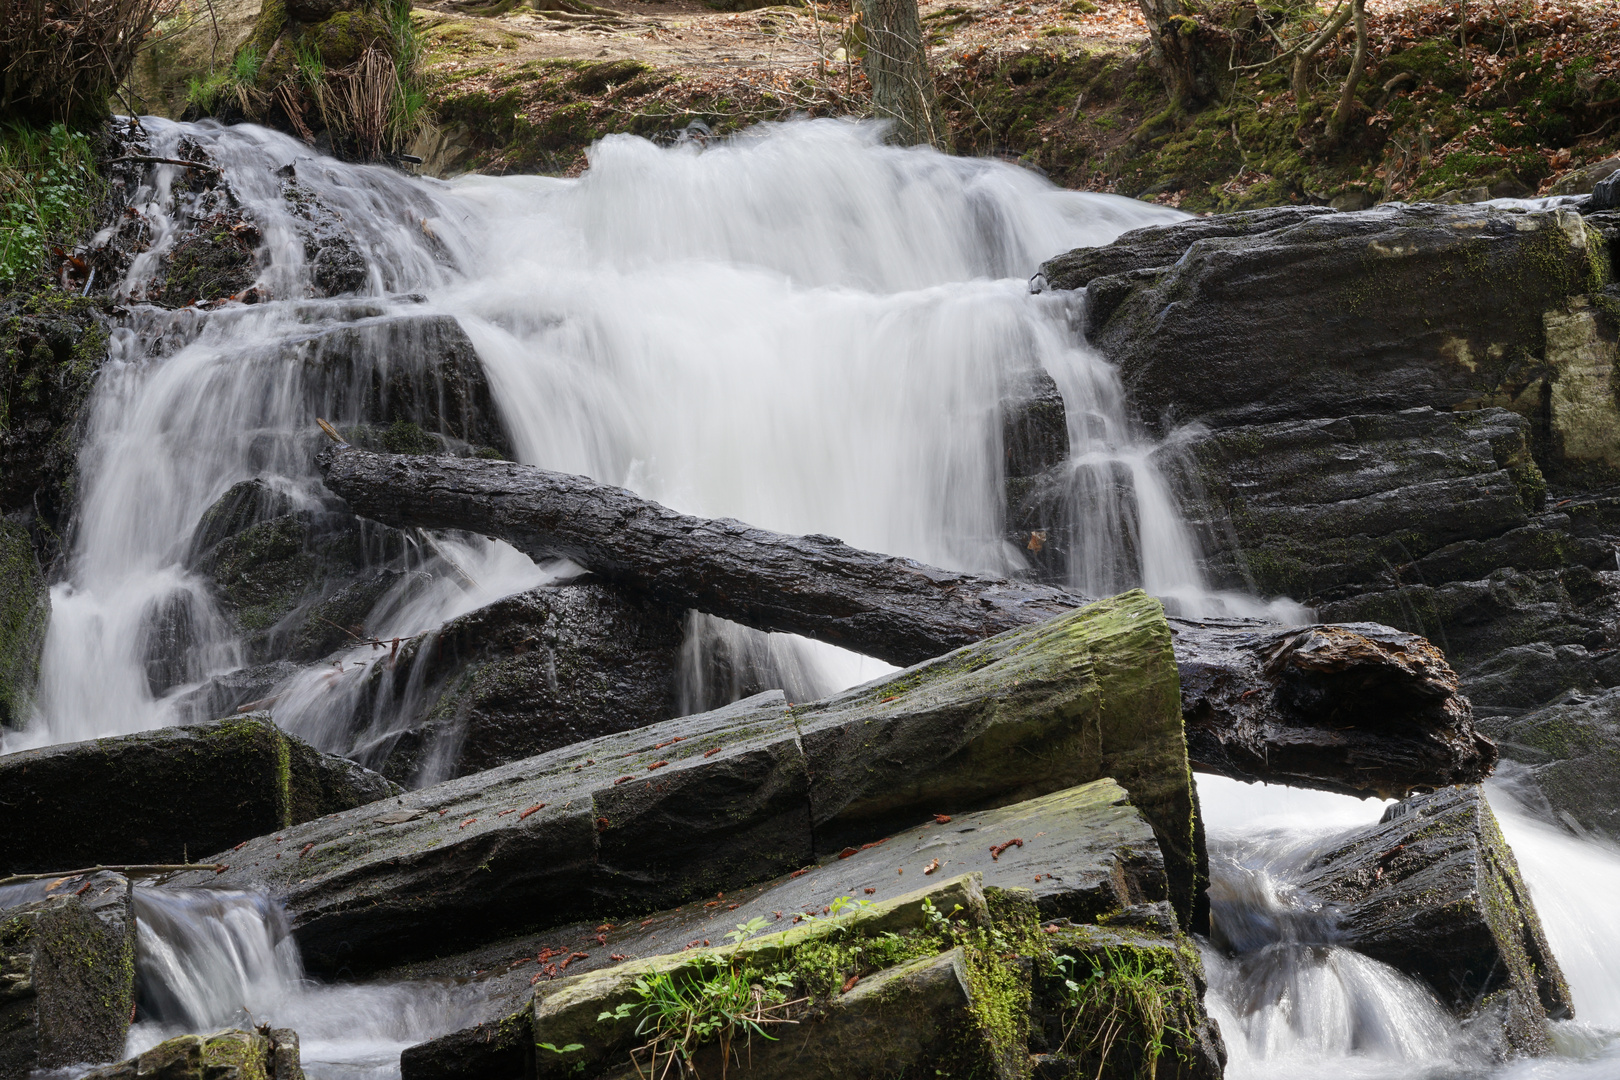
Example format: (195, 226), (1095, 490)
(1325, 0), (1368, 143)
(858, 0), (951, 149)
(318, 447), (1497, 799)
(1136, 0), (1219, 109)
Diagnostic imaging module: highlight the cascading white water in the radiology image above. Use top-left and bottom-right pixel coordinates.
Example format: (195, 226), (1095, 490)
(129, 888), (489, 1080)
(1197, 775), (1620, 1079)
(2, 114), (1262, 761)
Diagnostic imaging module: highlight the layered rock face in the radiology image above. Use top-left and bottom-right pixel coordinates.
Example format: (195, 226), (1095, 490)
(1042, 198), (1620, 839)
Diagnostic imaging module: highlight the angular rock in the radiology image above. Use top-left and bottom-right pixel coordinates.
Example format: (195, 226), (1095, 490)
(1181, 406), (1545, 602)
(354, 582), (684, 785)
(168, 592), (1199, 971)
(319, 447), (1493, 801)
(1041, 205), (1610, 472)
(1477, 688), (1620, 842)
(399, 780), (1219, 1080)
(0, 522), (48, 729)
(1294, 785), (1570, 1053)
(0, 715), (398, 875)
(0, 872), (133, 1080)
(77, 1026), (304, 1080)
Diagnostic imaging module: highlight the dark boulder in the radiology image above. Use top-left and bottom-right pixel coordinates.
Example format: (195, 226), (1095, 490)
(291, 314), (509, 458)
(1294, 785), (1570, 1054)
(355, 582), (684, 785)
(0, 872), (133, 1080)
(1041, 204), (1612, 481)
(167, 591), (1200, 973)
(0, 715), (398, 875)
(0, 291), (108, 560)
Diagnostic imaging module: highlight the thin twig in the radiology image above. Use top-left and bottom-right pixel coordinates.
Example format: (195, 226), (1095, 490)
(0, 864), (226, 886)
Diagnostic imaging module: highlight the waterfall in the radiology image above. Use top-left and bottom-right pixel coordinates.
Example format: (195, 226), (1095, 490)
(6, 115), (1618, 1080)
(1, 114), (1256, 760)
(129, 889), (487, 1079)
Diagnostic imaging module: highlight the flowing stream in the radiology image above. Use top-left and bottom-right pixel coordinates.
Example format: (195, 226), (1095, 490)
(3, 116), (1618, 1079)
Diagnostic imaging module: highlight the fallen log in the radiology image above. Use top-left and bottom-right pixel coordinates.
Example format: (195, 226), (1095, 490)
(318, 447), (1497, 798)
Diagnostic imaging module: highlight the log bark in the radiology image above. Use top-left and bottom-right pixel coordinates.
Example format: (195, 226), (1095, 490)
(318, 447), (1497, 798)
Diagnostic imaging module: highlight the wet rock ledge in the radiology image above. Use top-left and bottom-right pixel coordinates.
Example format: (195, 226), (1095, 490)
(1041, 197), (1620, 842)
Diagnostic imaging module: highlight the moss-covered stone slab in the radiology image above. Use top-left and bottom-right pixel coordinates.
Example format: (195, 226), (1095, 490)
(1040, 205), (1610, 469)
(0, 715), (398, 875)
(170, 593), (1195, 974)
(0, 872), (133, 1080)
(1032, 922), (1224, 1080)
(1295, 784), (1570, 1054)
(395, 779), (1187, 1080)
(77, 1025), (304, 1080)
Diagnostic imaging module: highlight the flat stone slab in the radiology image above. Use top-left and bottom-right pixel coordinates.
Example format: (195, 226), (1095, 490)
(0, 716), (398, 875)
(397, 778), (1198, 1080)
(168, 593), (1195, 975)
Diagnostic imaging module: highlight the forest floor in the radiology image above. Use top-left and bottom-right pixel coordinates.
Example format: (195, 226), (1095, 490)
(410, 0), (1620, 209)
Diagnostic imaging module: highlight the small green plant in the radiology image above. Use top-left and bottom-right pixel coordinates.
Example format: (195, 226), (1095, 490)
(599, 959), (797, 1079)
(1054, 949), (1188, 1079)
(538, 1042), (585, 1075)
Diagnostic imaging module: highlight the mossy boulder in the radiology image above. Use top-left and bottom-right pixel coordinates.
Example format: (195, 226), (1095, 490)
(79, 1025), (305, 1080)
(0, 714), (398, 875)
(1033, 922), (1224, 1079)
(0, 290), (109, 553)
(0, 522), (48, 730)
(0, 872), (133, 1079)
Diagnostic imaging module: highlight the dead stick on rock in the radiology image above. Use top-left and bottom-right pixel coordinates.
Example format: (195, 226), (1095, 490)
(0, 864), (227, 887)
